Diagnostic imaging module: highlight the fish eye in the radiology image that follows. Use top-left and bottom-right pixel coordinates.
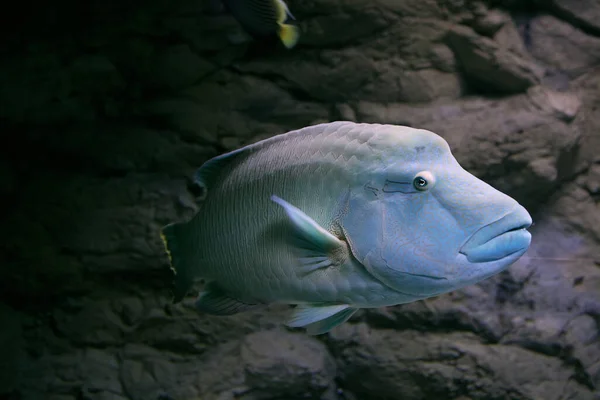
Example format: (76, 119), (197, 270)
(413, 171), (435, 191)
(414, 177), (428, 189)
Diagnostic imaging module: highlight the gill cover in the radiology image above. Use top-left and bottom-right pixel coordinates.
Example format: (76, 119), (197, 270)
(340, 169), (454, 297)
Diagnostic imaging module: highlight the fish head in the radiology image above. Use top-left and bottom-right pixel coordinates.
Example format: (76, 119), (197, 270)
(342, 126), (532, 300)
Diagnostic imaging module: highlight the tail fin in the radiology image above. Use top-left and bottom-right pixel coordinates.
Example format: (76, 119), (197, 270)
(278, 23), (300, 49)
(160, 222), (197, 303)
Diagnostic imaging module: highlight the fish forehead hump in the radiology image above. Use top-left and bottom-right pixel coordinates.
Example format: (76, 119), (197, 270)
(363, 124), (451, 162)
(251, 122), (452, 170)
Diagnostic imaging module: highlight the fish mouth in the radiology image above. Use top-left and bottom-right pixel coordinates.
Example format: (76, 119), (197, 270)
(459, 206), (533, 263)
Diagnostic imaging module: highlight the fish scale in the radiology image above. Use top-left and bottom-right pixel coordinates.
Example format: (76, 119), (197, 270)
(192, 126), (380, 303)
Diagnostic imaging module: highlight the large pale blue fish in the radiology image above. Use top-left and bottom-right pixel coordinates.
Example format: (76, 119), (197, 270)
(161, 122), (532, 335)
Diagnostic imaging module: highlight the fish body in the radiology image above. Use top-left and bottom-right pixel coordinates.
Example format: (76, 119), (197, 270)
(222, 0), (299, 48)
(161, 122), (532, 334)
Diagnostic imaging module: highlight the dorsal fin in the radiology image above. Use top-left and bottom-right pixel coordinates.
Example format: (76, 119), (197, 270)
(193, 146), (253, 194)
(193, 122), (359, 193)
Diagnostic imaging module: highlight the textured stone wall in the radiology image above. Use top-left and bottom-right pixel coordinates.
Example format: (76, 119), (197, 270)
(0, 0), (599, 399)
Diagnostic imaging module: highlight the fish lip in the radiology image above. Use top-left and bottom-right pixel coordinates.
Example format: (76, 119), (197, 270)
(459, 207), (533, 261)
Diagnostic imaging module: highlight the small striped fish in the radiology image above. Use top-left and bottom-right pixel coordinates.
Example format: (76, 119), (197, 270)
(223, 0), (300, 48)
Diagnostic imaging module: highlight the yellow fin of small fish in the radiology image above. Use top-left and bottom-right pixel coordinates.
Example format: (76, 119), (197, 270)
(278, 23), (300, 49)
(274, 0), (295, 22)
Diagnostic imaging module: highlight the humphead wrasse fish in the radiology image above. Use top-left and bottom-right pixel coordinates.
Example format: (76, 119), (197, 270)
(221, 0), (300, 49)
(161, 122), (532, 335)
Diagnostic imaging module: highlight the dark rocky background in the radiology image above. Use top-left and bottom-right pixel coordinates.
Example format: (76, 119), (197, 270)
(1, 0), (599, 399)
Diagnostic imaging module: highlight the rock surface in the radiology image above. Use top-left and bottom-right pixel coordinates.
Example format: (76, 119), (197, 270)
(1, 0), (600, 399)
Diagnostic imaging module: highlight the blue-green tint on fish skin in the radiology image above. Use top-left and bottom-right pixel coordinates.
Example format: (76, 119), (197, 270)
(222, 0), (300, 48)
(160, 121), (533, 335)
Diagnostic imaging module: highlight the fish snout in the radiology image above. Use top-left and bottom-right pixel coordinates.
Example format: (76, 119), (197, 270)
(459, 205), (532, 263)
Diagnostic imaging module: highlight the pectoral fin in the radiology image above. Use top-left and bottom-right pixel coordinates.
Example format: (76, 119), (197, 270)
(304, 307), (358, 335)
(195, 282), (260, 315)
(271, 195), (346, 274)
(286, 303), (357, 334)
